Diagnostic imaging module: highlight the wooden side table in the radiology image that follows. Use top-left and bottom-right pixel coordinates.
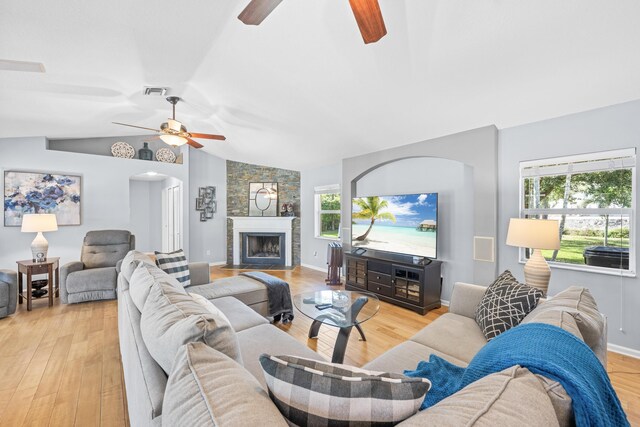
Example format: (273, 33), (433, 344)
(16, 257), (60, 311)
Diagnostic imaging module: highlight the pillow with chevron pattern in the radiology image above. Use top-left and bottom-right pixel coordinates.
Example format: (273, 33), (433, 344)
(475, 270), (543, 340)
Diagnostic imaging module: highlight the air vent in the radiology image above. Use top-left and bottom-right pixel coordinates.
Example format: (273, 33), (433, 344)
(0, 59), (45, 73)
(143, 86), (168, 96)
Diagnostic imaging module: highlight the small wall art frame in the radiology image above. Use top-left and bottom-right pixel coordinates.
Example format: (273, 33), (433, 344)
(195, 186), (216, 222)
(4, 170), (82, 226)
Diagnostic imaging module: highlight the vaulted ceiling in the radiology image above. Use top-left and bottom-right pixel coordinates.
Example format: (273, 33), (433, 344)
(1, 1), (640, 169)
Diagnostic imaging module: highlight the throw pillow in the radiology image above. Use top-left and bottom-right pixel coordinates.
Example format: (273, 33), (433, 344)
(475, 270), (543, 340)
(129, 262), (185, 312)
(259, 354), (430, 426)
(140, 282), (242, 374)
(522, 286), (604, 352)
(162, 343), (288, 427)
(155, 249), (190, 286)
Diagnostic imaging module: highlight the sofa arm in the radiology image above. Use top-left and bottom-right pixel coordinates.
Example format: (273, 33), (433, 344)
(60, 261), (84, 304)
(0, 269), (18, 315)
(448, 282), (487, 319)
(186, 262), (211, 287)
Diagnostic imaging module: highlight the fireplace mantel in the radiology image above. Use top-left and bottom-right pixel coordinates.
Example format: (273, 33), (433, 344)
(229, 217), (296, 266)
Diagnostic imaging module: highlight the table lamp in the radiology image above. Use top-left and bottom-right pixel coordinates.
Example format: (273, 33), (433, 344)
(21, 214), (58, 262)
(506, 218), (560, 295)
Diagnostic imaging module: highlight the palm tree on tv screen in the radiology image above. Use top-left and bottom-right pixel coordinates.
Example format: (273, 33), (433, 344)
(353, 196), (396, 241)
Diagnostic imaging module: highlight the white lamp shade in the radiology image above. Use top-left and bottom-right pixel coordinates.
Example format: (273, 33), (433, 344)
(506, 218), (560, 250)
(20, 213), (58, 232)
(159, 134), (187, 146)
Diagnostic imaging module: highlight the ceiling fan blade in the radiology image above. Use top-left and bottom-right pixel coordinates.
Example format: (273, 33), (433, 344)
(186, 138), (204, 149)
(112, 122), (161, 132)
(238, 0), (283, 25)
(348, 0), (387, 44)
(190, 132), (227, 141)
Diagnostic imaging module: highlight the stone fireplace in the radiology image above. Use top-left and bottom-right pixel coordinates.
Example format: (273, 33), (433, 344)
(229, 217), (295, 266)
(241, 232), (286, 265)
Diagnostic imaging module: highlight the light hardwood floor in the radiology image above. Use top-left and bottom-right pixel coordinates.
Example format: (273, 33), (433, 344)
(0, 266), (638, 426)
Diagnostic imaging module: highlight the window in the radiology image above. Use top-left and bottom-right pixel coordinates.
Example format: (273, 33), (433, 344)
(519, 148), (636, 275)
(314, 185), (341, 240)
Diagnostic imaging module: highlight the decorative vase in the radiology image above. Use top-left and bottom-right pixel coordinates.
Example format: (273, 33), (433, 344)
(138, 142), (153, 161)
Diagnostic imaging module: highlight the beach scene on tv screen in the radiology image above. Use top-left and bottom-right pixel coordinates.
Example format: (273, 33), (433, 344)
(352, 193), (438, 258)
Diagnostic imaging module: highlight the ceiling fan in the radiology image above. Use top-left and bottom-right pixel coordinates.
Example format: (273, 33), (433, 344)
(112, 96), (226, 149)
(238, 0), (387, 44)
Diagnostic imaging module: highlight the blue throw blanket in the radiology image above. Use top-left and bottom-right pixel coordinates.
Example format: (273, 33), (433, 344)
(404, 323), (629, 427)
(240, 271), (294, 323)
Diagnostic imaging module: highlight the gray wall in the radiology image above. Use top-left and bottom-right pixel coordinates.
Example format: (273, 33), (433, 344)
(342, 125), (499, 285)
(0, 136), (189, 269)
(188, 148), (227, 263)
(355, 158), (475, 302)
(499, 99), (640, 352)
(300, 162), (342, 270)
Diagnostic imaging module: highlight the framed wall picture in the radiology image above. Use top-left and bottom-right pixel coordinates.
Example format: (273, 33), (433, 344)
(196, 186), (216, 221)
(249, 182), (278, 217)
(195, 197), (204, 211)
(4, 171), (82, 226)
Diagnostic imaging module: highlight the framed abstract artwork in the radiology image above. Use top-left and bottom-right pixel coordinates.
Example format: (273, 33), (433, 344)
(248, 182), (278, 217)
(4, 171), (82, 226)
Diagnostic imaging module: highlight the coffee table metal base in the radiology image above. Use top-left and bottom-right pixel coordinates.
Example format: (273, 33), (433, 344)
(307, 296), (369, 363)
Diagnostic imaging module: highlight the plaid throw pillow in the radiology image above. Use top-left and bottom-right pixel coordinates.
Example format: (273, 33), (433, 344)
(475, 270), (543, 340)
(155, 249), (190, 287)
(259, 354), (430, 426)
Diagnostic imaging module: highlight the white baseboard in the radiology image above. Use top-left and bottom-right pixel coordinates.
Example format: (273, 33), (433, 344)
(607, 343), (640, 359)
(440, 299), (450, 307)
(209, 261), (226, 266)
(301, 263), (327, 273)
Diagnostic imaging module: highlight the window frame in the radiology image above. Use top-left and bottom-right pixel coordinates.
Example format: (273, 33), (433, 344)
(518, 149), (637, 277)
(314, 185), (341, 241)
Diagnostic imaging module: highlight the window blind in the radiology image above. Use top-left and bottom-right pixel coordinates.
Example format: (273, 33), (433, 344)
(521, 148), (636, 178)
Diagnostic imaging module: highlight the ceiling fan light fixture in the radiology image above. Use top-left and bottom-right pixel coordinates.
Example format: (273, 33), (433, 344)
(167, 119), (183, 132)
(159, 134), (188, 147)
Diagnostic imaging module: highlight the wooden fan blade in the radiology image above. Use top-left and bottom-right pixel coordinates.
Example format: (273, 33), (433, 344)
(238, 0), (283, 25)
(112, 122), (161, 132)
(190, 132), (226, 141)
(186, 138), (204, 149)
(348, 0), (387, 44)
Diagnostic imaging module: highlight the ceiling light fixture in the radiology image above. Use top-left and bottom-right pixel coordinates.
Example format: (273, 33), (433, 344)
(159, 134), (188, 146)
(145, 171), (158, 176)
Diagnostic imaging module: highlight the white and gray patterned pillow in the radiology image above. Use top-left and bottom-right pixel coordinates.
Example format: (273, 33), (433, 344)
(475, 270), (543, 340)
(155, 249), (190, 286)
(259, 354), (430, 426)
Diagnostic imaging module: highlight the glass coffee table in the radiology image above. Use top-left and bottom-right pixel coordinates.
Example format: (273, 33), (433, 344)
(293, 290), (380, 363)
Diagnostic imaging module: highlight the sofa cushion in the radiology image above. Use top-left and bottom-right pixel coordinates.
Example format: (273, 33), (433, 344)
(475, 270), (543, 340)
(81, 230), (132, 269)
(397, 366), (559, 427)
(155, 249), (190, 286)
(188, 276), (268, 306)
(141, 283), (242, 374)
(521, 307), (583, 341)
(120, 250), (156, 283)
(260, 354), (430, 426)
(204, 296), (269, 332)
(523, 286), (603, 351)
(236, 323), (325, 389)
(129, 263), (184, 312)
(363, 340), (468, 374)
(162, 343), (287, 427)
(65, 266), (117, 293)
(410, 313), (487, 363)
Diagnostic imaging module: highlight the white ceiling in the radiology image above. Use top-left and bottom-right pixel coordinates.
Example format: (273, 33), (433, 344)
(2, 0), (640, 170)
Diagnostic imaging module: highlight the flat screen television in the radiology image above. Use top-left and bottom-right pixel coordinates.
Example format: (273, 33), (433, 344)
(351, 193), (438, 259)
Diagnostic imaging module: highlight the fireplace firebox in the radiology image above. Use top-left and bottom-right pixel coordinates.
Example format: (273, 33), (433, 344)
(241, 232), (286, 265)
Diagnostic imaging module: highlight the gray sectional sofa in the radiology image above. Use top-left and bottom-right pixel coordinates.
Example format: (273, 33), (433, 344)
(117, 250), (608, 426)
(0, 269), (18, 318)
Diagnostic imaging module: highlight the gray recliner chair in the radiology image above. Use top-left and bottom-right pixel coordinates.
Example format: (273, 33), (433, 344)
(60, 230), (135, 304)
(0, 270), (18, 318)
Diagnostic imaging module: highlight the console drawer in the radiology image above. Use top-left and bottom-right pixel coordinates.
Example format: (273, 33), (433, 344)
(368, 281), (393, 297)
(367, 271), (391, 286)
